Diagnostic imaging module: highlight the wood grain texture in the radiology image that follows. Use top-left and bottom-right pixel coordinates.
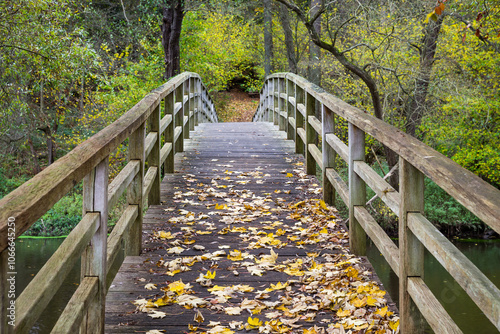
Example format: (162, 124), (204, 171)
(409, 213), (500, 330)
(107, 160), (140, 210)
(51, 277), (98, 334)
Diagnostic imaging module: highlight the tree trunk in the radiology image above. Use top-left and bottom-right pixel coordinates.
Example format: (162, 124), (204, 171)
(263, 0), (274, 77)
(406, 16), (444, 137)
(308, 0), (321, 87)
(161, 0), (185, 80)
(278, 4), (297, 73)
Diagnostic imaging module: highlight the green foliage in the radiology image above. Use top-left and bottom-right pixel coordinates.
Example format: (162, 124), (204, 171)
(24, 193), (83, 237)
(180, 8), (264, 92)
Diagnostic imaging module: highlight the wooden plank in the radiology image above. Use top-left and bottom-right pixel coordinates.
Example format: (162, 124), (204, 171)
(354, 206), (399, 274)
(144, 132), (156, 159)
(308, 144), (323, 170)
(297, 128), (306, 143)
(325, 168), (349, 206)
(14, 213), (99, 333)
(353, 161), (400, 216)
(322, 105), (336, 205)
(143, 167), (158, 205)
(106, 205), (139, 276)
(325, 133), (348, 162)
(409, 212), (500, 331)
(81, 157), (108, 334)
(294, 86), (305, 155)
(126, 123), (144, 257)
(160, 143), (173, 165)
(407, 277), (463, 334)
(184, 115), (189, 126)
(160, 114), (172, 136)
(297, 103), (306, 117)
(174, 126), (182, 144)
(147, 104), (161, 205)
(308, 115), (322, 136)
(289, 116), (296, 129)
(164, 92), (175, 174)
(399, 158), (425, 333)
(51, 277), (99, 334)
(348, 123), (366, 256)
(288, 96), (296, 107)
(305, 92), (316, 175)
(174, 102), (182, 115)
(108, 161), (140, 210)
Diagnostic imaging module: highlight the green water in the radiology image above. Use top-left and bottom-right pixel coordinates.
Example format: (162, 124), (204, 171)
(16, 238), (500, 333)
(367, 239), (500, 334)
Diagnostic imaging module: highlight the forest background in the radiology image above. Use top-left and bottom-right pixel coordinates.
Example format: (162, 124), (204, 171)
(0, 0), (498, 238)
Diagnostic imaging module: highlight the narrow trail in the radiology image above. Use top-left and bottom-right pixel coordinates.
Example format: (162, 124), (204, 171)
(105, 122), (398, 334)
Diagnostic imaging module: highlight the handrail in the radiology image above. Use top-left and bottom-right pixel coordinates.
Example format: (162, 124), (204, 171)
(0, 72), (217, 333)
(253, 72), (500, 334)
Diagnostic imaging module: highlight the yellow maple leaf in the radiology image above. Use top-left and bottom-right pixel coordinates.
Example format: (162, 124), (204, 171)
(374, 306), (388, 317)
(168, 280), (186, 294)
(389, 319), (400, 331)
(286, 173), (293, 177)
(215, 203), (228, 210)
(336, 308), (350, 317)
(247, 317), (263, 328)
(352, 297), (367, 308)
(204, 270), (216, 279)
(366, 295), (378, 306)
(227, 250), (243, 261)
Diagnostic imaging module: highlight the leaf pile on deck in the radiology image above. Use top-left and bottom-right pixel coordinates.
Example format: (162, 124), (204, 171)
(131, 161), (399, 334)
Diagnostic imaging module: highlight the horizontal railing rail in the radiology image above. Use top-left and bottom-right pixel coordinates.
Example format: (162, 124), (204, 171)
(0, 72), (217, 333)
(253, 72), (500, 334)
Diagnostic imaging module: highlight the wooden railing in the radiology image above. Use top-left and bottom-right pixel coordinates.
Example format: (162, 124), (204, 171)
(253, 73), (500, 334)
(0, 72), (217, 333)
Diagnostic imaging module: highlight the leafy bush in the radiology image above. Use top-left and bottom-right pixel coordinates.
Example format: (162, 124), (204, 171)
(25, 193), (83, 237)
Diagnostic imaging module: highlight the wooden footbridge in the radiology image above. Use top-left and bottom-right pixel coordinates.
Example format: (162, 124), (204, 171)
(1, 72), (499, 334)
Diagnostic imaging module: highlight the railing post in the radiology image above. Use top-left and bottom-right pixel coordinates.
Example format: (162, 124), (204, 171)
(147, 103), (161, 205)
(273, 78), (279, 125)
(348, 123), (366, 255)
(295, 85), (304, 154)
(183, 79), (190, 139)
(278, 78), (285, 131)
(189, 77), (195, 131)
(268, 79), (274, 123)
(164, 92), (175, 173)
(175, 84), (184, 152)
(322, 105), (336, 205)
(196, 79), (201, 127)
(126, 122), (144, 256)
(81, 157), (108, 333)
(1, 248), (14, 334)
(286, 78), (294, 140)
(305, 92), (316, 175)
(399, 158), (425, 333)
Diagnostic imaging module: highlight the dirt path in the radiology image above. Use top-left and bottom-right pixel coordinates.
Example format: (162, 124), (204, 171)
(214, 90), (260, 122)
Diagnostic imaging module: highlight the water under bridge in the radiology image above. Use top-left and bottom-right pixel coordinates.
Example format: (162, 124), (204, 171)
(1, 72), (499, 334)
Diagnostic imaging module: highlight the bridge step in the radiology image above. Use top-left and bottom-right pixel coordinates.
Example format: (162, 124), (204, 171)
(105, 122), (395, 333)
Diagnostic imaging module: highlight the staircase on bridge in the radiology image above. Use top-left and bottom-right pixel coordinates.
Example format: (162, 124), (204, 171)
(104, 122), (396, 333)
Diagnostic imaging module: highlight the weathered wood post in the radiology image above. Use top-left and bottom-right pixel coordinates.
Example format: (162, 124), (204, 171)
(175, 84), (184, 153)
(196, 79), (201, 127)
(305, 92), (316, 175)
(147, 103), (161, 205)
(164, 93), (175, 173)
(295, 85), (305, 154)
(348, 123), (366, 255)
(81, 157), (108, 333)
(189, 77), (195, 131)
(273, 78), (279, 125)
(286, 78), (295, 141)
(399, 158), (425, 333)
(278, 78), (286, 131)
(126, 122), (145, 256)
(268, 79), (274, 123)
(322, 105), (336, 205)
(183, 79), (190, 139)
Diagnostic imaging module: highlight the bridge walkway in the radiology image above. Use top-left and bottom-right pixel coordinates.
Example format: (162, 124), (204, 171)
(105, 122), (397, 333)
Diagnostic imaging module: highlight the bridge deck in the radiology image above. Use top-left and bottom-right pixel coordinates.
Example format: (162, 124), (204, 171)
(105, 122), (396, 333)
